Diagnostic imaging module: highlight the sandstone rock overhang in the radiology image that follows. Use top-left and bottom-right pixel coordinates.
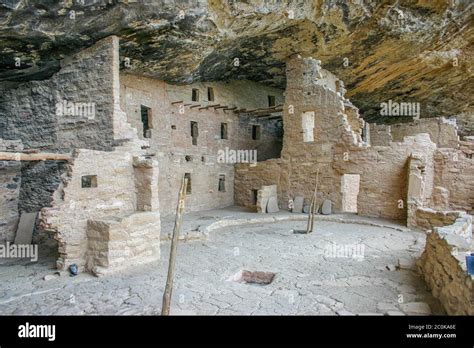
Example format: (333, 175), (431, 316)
(0, 1), (472, 134)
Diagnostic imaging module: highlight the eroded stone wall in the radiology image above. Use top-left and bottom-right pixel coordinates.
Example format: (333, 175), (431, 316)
(41, 145), (138, 269)
(18, 161), (67, 213)
(370, 124), (392, 146)
(0, 37), (118, 152)
(434, 148), (474, 214)
(371, 117), (459, 148)
(0, 36), (124, 221)
(391, 118), (459, 148)
(417, 213), (473, 315)
(412, 207), (464, 232)
(36, 36), (159, 273)
(235, 56), (441, 221)
(0, 139), (22, 243)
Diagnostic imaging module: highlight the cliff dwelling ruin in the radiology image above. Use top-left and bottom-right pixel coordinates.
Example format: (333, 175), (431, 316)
(0, 1), (473, 320)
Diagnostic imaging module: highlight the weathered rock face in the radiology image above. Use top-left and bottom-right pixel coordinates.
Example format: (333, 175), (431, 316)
(1, 1), (472, 134)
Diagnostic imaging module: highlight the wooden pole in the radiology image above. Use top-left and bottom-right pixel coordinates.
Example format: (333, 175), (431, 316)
(0, 152), (72, 162)
(161, 176), (188, 316)
(306, 168), (319, 234)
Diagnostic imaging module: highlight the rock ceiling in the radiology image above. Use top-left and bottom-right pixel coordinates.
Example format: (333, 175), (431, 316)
(0, 0), (472, 133)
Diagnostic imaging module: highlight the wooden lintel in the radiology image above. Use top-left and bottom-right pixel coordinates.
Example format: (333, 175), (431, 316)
(214, 106), (228, 109)
(253, 108), (283, 115)
(248, 107), (283, 116)
(233, 108), (247, 113)
(171, 100), (183, 105)
(243, 108), (259, 113)
(223, 107), (237, 111)
(257, 115), (283, 120)
(198, 107), (209, 110)
(189, 104), (201, 109)
(0, 152), (72, 162)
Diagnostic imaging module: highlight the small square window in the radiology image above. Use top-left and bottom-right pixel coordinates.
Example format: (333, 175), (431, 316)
(252, 125), (261, 140)
(81, 175), (97, 188)
(268, 95), (276, 107)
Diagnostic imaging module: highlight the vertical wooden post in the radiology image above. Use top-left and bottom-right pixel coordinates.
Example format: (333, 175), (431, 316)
(306, 168), (319, 234)
(161, 176), (188, 316)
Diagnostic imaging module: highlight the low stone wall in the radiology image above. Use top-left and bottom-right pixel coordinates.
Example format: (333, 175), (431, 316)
(412, 207), (463, 232)
(391, 117), (459, 148)
(417, 214), (473, 315)
(370, 118), (459, 148)
(86, 211), (161, 276)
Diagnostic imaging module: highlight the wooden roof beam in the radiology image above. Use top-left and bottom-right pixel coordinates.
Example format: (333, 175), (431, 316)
(0, 152), (72, 162)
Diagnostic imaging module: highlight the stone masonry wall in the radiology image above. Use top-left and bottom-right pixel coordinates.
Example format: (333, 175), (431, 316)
(86, 211), (161, 276)
(1, 36), (122, 219)
(370, 124), (392, 146)
(120, 74), (284, 216)
(38, 36), (158, 272)
(234, 159), (282, 208)
(334, 134), (437, 221)
(390, 117), (459, 148)
(0, 139), (23, 243)
(371, 117), (459, 148)
(40, 144), (143, 270)
(0, 37), (118, 152)
(412, 207), (464, 232)
(276, 56), (366, 216)
(18, 161), (68, 213)
(434, 148), (474, 214)
(417, 213), (473, 315)
(235, 56), (440, 222)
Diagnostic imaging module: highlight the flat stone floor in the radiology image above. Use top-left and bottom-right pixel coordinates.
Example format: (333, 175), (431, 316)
(0, 209), (443, 315)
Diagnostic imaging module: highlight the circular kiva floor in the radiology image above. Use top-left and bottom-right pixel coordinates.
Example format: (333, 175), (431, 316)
(0, 219), (443, 315)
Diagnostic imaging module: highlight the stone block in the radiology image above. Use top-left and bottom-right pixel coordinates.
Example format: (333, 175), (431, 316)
(266, 196), (279, 213)
(293, 196), (304, 213)
(14, 212), (37, 245)
(321, 199), (332, 215)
